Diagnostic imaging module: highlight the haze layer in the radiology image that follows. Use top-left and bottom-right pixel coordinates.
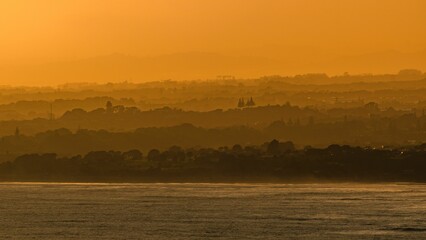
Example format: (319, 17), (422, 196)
(1, 0), (425, 85)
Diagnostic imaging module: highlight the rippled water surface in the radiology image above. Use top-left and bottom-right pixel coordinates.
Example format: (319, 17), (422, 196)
(1, 182), (426, 239)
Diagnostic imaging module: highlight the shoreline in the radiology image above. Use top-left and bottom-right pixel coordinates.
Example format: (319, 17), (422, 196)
(1, 177), (425, 185)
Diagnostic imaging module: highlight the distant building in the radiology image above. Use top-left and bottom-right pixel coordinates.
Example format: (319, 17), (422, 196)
(217, 75), (236, 81)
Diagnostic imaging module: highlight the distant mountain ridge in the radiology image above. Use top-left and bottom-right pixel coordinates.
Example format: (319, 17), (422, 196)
(1, 50), (426, 85)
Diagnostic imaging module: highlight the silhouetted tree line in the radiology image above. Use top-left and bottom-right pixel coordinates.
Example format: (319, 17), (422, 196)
(1, 71), (426, 121)
(0, 103), (318, 136)
(1, 108), (426, 162)
(1, 140), (426, 182)
(0, 96), (136, 121)
(1, 100), (425, 137)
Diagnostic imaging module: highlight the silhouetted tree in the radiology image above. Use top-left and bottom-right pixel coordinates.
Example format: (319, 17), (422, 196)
(237, 98), (245, 108)
(123, 149), (142, 161)
(267, 139), (281, 155)
(106, 101), (113, 113)
(232, 144), (243, 152)
(147, 149), (161, 162)
(246, 97), (256, 107)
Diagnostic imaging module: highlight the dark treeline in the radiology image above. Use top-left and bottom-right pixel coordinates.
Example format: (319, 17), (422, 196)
(4, 87), (426, 121)
(1, 140), (426, 183)
(2, 101), (426, 137)
(0, 96), (136, 120)
(0, 70), (426, 119)
(0, 124), (263, 161)
(0, 104), (426, 162)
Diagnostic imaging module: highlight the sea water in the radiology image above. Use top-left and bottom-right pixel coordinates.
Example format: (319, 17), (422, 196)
(0, 182), (425, 239)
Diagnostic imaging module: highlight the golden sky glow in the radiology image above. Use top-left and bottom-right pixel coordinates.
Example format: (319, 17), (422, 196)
(0, 0), (425, 85)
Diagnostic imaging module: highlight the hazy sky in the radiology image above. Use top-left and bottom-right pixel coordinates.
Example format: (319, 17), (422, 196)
(0, 0), (425, 84)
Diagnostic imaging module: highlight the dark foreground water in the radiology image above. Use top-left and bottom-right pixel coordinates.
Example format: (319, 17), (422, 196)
(1, 183), (426, 239)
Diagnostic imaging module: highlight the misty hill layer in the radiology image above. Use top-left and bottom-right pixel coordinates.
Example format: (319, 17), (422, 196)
(1, 110), (426, 163)
(1, 72), (426, 118)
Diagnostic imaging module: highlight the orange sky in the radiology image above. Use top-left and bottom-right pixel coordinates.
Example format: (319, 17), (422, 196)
(0, 0), (425, 85)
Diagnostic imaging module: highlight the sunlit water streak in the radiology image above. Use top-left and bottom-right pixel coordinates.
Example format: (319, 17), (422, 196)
(1, 182), (426, 239)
